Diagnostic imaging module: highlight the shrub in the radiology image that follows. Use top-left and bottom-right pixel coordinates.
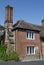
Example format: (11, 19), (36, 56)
(0, 44), (20, 61)
(8, 51), (19, 61)
(0, 44), (8, 60)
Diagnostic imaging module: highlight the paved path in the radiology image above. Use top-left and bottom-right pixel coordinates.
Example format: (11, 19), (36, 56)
(0, 60), (44, 65)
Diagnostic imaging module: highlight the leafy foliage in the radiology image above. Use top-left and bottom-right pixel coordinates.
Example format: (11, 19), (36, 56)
(0, 44), (20, 61)
(0, 44), (8, 60)
(8, 51), (19, 61)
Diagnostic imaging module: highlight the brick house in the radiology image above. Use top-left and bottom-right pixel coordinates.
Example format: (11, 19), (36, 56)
(0, 5), (44, 60)
(12, 20), (44, 60)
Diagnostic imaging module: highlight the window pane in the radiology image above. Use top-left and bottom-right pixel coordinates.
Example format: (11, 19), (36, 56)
(30, 46), (34, 54)
(27, 46), (30, 54)
(29, 32), (31, 38)
(27, 32), (28, 38)
(32, 32), (33, 39)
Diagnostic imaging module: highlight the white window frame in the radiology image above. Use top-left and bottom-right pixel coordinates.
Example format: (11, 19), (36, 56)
(26, 31), (35, 40)
(26, 46), (35, 55)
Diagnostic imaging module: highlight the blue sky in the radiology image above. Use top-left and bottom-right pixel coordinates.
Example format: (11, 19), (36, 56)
(0, 0), (44, 26)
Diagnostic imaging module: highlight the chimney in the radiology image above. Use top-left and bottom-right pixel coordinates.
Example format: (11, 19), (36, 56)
(42, 19), (44, 27)
(5, 5), (13, 23)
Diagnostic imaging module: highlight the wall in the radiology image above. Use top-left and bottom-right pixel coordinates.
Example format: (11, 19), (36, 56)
(14, 29), (41, 56)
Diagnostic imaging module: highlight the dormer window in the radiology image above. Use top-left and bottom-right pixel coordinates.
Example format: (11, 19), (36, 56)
(26, 31), (35, 40)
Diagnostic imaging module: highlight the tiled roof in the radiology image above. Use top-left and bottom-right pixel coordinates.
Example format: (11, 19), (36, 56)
(13, 20), (40, 31)
(13, 20), (44, 38)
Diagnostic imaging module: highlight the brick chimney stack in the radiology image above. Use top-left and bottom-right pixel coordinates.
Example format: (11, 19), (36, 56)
(4, 5), (13, 43)
(42, 19), (44, 27)
(5, 5), (13, 23)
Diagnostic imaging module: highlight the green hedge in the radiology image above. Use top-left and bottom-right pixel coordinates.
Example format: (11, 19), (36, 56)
(0, 44), (19, 61)
(8, 51), (19, 61)
(0, 44), (7, 60)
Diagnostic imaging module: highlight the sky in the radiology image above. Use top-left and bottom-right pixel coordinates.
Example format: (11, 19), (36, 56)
(0, 0), (44, 26)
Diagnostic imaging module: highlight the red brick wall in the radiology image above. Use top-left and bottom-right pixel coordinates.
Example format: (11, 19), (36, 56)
(14, 30), (41, 56)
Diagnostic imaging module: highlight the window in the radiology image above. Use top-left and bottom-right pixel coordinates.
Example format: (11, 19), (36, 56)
(27, 31), (35, 40)
(27, 46), (35, 55)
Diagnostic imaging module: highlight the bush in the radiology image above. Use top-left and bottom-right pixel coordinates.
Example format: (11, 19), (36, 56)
(8, 51), (19, 61)
(0, 44), (20, 61)
(0, 44), (8, 61)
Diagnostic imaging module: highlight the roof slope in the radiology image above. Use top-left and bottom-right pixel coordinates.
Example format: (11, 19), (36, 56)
(13, 20), (40, 31)
(13, 20), (44, 37)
